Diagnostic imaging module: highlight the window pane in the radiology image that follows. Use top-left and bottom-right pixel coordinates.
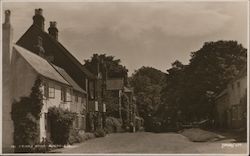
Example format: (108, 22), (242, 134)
(49, 85), (55, 98)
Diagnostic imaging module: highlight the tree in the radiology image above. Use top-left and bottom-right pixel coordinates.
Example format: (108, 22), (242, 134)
(84, 54), (128, 79)
(160, 40), (247, 122)
(130, 66), (166, 131)
(84, 54), (129, 117)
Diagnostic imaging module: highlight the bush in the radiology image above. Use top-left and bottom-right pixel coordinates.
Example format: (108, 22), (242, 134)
(83, 132), (95, 140)
(94, 129), (106, 138)
(48, 107), (75, 145)
(69, 129), (97, 144)
(68, 128), (81, 145)
(105, 117), (123, 133)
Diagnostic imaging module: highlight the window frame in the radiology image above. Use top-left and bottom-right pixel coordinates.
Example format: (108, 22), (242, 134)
(48, 84), (55, 98)
(61, 87), (66, 102)
(75, 95), (78, 102)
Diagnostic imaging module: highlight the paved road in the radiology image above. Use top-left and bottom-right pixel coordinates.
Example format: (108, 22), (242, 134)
(53, 132), (247, 154)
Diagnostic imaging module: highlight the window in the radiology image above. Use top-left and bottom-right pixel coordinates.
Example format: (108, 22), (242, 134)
(89, 81), (94, 99)
(61, 87), (66, 102)
(75, 95), (78, 102)
(95, 101), (99, 111)
(237, 82), (240, 88)
(231, 84), (234, 90)
(80, 116), (85, 130)
(238, 105), (242, 120)
(49, 85), (55, 98)
(66, 91), (72, 102)
(44, 82), (49, 98)
(44, 113), (48, 130)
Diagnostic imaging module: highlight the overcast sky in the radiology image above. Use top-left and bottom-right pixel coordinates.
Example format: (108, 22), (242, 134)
(2, 1), (248, 75)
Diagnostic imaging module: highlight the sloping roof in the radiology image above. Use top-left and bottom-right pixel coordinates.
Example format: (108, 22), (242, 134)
(52, 64), (86, 94)
(106, 78), (124, 90)
(14, 45), (70, 85)
(17, 24), (96, 80)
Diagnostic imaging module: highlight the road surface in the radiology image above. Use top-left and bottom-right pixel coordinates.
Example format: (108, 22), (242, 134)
(52, 132), (247, 154)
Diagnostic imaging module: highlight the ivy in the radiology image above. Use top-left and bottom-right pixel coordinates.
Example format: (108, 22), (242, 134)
(11, 77), (43, 152)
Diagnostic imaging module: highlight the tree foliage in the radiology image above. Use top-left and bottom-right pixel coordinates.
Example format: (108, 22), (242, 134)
(84, 53), (129, 118)
(84, 53), (128, 78)
(130, 66), (166, 131)
(160, 40), (247, 122)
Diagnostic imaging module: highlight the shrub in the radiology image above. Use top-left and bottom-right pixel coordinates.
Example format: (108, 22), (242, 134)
(79, 132), (95, 141)
(68, 128), (81, 145)
(105, 117), (122, 133)
(94, 129), (106, 138)
(48, 107), (75, 145)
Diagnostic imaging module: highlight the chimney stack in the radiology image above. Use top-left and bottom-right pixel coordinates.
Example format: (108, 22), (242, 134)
(2, 10), (15, 152)
(48, 21), (58, 40)
(33, 8), (45, 31)
(4, 10), (11, 25)
(3, 9), (13, 64)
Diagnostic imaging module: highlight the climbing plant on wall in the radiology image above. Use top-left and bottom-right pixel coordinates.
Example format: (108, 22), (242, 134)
(11, 77), (43, 152)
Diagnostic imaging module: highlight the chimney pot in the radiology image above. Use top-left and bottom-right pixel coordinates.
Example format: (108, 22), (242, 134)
(33, 8), (45, 31)
(48, 21), (58, 40)
(50, 21), (57, 28)
(4, 10), (11, 24)
(35, 8), (43, 15)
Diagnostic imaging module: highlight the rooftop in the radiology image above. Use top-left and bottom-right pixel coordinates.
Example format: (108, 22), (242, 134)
(14, 44), (70, 85)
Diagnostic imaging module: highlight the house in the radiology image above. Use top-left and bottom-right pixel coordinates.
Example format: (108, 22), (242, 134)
(52, 65), (87, 131)
(3, 12), (73, 150)
(106, 78), (138, 132)
(12, 45), (74, 142)
(15, 8), (105, 131)
(2, 9), (91, 152)
(215, 66), (247, 129)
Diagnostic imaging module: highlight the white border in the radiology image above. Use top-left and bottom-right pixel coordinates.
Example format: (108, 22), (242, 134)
(0, 0), (249, 155)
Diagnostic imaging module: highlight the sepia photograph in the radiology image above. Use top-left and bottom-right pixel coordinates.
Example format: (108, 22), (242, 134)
(1, 0), (248, 155)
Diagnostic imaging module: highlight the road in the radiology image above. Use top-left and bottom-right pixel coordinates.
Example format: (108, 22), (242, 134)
(53, 132), (247, 154)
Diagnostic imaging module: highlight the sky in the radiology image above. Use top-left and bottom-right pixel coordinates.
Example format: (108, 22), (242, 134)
(2, 0), (248, 75)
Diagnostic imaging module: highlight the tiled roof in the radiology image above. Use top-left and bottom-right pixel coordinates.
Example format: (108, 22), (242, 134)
(106, 78), (124, 90)
(14, 45), (70, 85)
(17, 24), (97, 80)
(52, 64), (86, 94)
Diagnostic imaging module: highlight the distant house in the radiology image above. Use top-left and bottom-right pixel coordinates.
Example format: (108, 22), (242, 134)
(215, 66), (247, 129)
(106, 78), (138, 131)
(15, 8), (105, 131)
